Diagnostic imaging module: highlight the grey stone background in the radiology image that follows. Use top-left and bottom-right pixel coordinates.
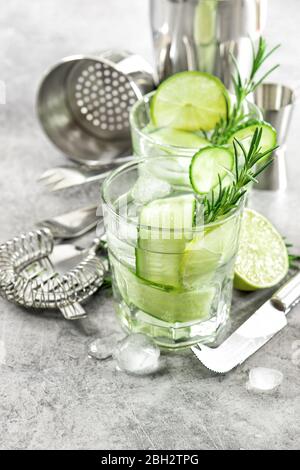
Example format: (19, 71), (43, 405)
(0, 0), (299, 450)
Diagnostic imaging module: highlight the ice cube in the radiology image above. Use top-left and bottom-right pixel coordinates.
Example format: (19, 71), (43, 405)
(131, 175), (171, 205)
(113, 333), (160, 376)
(248, 367), (283, 391)
(88, 332), (125, 360)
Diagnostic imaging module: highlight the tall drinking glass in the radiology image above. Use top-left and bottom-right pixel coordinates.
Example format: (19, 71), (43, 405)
(102, 156), (244, 348)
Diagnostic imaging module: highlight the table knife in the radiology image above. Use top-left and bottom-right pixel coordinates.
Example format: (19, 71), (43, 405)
(191, 272), (300, 373)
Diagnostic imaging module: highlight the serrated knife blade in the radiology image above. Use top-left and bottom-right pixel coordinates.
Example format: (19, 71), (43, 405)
(191, 272), (300, 373)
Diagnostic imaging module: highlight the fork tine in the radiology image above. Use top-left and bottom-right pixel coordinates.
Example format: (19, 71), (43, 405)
(38, 165), (77, 181)
(38, 164), (107, 192)
(38, 168), (60, 181)
(44, 174), (66, 185)
(40, 178), (65, 193)
(49, 178), (75, 192)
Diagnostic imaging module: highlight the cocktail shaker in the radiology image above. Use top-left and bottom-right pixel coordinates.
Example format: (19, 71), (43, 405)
(150, 0), (268, 87)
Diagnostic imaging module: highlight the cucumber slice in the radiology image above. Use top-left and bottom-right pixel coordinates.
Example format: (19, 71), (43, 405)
(151, 71), (228, 131)
(136, 194), (195, 288)
(180, 217), (239, 289)
(114, 259), (215, 323)
(189, 146), (234, 194)
(228, 121), (277, 158)
(138, 194), (195, 251)
(136, 251), (183, 289)
(147, 127), (209, 149)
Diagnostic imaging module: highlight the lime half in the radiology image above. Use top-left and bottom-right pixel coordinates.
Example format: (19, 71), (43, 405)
(151, 71), (228, 131)
(189, 145), (234, 194)
(234, 209), (288, 291)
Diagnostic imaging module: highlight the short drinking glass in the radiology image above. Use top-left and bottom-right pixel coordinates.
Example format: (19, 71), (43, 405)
(102, 156), (244, 349)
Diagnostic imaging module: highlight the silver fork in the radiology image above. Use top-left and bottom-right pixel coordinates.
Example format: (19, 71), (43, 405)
(38, 156), (134, 192)
(36, 204), (99, 239)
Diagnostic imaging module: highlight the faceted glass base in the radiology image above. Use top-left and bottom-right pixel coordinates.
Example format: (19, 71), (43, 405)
(116, 300), (230, 350)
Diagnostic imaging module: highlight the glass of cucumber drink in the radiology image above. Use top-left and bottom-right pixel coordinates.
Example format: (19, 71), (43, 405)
(101, 37), (279, 349)
(101, 122), (276, 349)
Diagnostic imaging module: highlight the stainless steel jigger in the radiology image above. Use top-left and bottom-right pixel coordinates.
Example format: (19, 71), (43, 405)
(254, 83), (296, 191)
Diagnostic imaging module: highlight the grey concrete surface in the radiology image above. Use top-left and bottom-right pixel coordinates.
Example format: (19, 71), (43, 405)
(0, 0), (300, 450)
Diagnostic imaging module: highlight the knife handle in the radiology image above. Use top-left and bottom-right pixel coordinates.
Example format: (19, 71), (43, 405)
(272, 272), (300, 313)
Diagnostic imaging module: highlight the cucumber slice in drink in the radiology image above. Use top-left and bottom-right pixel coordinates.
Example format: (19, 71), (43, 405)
(189, 146), (234, 194)
(136, 194), (195, 288)
(181, 217), (239, 289)
(136, 251), (183, 289)
(114, 259), (215, 323)
(151, 71), (228, 131)
(228, 121), (277, 156)
(147, 127), (209, 149)
(138, 194), (195, 251)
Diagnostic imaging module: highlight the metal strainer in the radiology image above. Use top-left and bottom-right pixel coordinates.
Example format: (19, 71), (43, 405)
(37, 50), (155, 167)
(0, 228), (106, 320)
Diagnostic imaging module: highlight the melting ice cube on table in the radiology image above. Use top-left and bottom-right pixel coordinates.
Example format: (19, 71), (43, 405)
(88, 332), (125, 360)
(113, 333), (160, 376)
(248, 367), (283, 391)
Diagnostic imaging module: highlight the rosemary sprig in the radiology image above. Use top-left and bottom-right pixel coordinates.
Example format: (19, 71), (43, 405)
(203, 128), (278, 223)
(211, 37), (280, 145)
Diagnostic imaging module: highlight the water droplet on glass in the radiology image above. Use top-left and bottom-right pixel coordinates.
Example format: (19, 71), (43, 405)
(247, 367), (283, 391)
(88, 332), (125, 360)
(113, 333), (160, 376)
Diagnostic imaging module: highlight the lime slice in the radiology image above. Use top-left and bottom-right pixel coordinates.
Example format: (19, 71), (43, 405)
(181, 238), (221, 287)
(189, 146), (234, 194)
(228, 121), (277, 157)
(151, 71), (228, 131)
(181, 217), (239, 289)
(147, 127), (209, 149)
(234, 209), (289, 291)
